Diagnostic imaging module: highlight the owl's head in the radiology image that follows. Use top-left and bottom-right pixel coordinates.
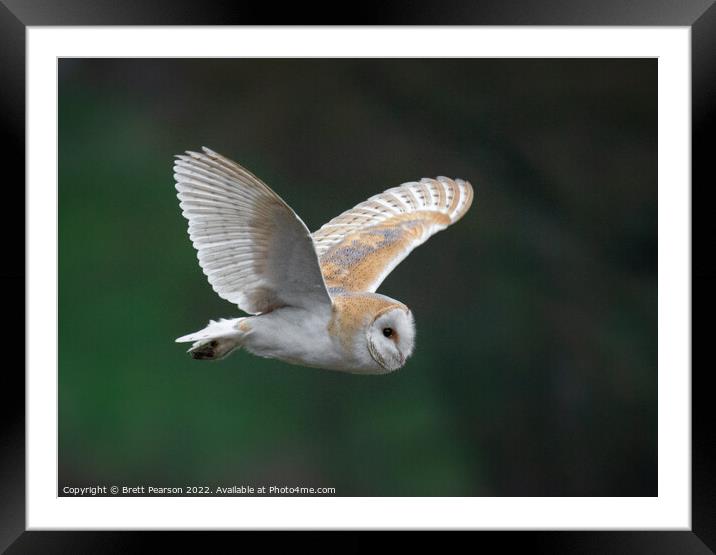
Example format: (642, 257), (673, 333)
(366, 305), (415, 372)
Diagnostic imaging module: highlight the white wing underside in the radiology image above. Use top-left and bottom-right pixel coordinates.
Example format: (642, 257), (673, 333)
(174, 148), (331, 315)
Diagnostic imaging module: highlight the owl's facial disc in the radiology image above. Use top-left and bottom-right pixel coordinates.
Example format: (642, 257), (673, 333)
(367, 307), (415, 372)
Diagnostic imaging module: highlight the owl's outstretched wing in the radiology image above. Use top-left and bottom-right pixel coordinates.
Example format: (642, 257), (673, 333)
(313, 177), (473, 293)
(174, 147), (332, 314)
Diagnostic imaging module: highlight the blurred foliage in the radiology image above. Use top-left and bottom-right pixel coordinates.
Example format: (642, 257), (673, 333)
(59, 59), (656, 496)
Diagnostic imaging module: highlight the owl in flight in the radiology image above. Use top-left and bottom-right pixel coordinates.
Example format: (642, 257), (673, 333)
(174, 148), (473, 374)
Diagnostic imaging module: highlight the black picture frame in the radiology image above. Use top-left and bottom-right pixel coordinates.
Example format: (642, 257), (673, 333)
(1, 1), (712, 552)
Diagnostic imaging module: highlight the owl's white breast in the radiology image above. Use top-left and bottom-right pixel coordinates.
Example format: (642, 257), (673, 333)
(240, 305), (380, 373)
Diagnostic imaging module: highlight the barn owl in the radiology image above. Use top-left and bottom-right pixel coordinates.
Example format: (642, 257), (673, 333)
(174, 147), (473, 374)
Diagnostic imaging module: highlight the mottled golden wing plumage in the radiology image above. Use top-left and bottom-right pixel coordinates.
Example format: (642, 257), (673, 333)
(313, 177), (473, 293)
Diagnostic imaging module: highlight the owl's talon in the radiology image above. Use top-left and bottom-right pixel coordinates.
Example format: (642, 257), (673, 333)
(186, 334), (241, 361)
(188, 342), (217, 360)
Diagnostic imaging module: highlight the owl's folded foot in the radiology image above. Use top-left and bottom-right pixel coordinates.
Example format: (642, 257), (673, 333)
(187, 337), (239, 361)
(176, 318), (245, 361)
(189, 340), (220, 360)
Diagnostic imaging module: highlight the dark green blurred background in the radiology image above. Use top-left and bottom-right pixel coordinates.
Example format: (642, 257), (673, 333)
(59, 58), (656, 496)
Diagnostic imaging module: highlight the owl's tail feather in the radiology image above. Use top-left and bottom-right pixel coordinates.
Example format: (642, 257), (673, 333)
(175, 318), (245, 361)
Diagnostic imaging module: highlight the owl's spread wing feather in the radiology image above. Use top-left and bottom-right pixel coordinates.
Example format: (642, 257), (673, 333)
(313, 177), (473, 293)
(174, 147), (332, 314)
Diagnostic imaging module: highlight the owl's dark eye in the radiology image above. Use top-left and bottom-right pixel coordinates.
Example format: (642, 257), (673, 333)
(383, 327), (393, 338)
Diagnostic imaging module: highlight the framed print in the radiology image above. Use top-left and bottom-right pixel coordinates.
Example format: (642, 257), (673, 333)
(1, 0), (713, 551)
